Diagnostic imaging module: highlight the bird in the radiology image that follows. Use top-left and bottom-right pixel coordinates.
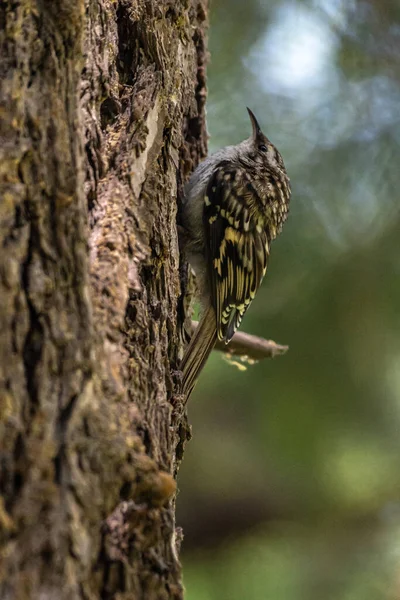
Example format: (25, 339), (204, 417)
(180, 107), (291, 400)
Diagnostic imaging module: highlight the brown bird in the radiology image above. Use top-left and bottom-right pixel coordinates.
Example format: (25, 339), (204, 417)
(180, 108), (291, 400)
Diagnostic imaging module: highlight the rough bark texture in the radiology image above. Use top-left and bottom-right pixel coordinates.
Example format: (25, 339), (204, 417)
(0, 0), (207, 598)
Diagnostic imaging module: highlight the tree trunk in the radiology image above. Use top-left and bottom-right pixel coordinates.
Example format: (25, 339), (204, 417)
(0, 1), (208, 598)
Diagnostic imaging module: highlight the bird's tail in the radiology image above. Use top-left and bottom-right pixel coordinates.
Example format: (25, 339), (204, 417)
(181, 305), (217, 400)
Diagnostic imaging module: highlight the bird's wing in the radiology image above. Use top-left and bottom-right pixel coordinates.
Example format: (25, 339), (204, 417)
(203, 162), (270, 342)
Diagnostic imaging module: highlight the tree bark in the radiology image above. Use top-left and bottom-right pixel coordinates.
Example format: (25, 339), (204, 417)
(0, 0), (208, 598)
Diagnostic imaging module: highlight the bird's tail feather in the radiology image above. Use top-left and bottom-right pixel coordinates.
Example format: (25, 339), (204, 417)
(181, 306), (217, 400)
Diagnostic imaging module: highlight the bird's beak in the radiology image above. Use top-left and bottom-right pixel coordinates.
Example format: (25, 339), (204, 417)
(247, 107), (262, 141)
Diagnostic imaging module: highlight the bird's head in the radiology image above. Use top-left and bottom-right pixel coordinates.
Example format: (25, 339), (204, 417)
(243, 107), (287, 174)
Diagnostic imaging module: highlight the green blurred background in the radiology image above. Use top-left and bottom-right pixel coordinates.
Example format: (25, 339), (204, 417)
(178, 1), (400, 598)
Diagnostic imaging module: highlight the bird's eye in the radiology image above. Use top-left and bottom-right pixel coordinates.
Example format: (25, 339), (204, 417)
(259, 144), (268, 152)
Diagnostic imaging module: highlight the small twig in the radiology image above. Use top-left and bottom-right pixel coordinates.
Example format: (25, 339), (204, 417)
(190, 321), (288, 362)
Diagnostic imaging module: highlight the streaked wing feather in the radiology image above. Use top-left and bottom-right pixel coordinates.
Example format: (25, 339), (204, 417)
(204, 162), (270, 343)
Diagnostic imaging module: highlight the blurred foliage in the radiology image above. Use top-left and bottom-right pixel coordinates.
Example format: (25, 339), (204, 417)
(178, 0), (400, 598)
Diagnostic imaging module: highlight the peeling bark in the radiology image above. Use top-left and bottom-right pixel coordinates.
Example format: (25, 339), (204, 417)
(0, 0), (208, 598)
